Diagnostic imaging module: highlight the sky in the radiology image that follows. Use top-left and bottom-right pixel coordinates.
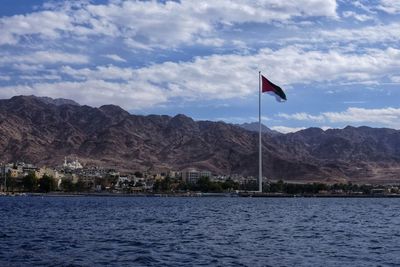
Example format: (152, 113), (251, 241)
(0, 0), (399, 133)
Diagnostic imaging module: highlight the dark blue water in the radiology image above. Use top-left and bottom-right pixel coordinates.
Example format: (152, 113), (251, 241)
(1, 197), (400, 266)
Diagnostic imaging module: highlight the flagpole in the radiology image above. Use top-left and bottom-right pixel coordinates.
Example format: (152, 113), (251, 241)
(259, 71), (262, 193)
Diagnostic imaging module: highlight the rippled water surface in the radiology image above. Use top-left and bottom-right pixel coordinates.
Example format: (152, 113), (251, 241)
(1, 197), (400, 266)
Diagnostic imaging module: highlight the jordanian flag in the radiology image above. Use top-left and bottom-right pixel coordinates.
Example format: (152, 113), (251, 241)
(262, 75), (287, 102)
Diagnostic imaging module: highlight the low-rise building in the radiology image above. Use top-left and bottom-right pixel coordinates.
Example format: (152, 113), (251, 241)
(9, 168), (20, 178)
(169, 171), (182, 179)
(182, 168), (211, 184)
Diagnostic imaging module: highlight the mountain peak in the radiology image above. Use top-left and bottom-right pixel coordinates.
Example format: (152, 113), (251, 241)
(99, 104), (129, 115)
(8, 95), (80, 107)
(170, 114), (195, 124)
(10, 95), (39, 102)
(7, 95), (45, 108)
(37, 96), (80, 106)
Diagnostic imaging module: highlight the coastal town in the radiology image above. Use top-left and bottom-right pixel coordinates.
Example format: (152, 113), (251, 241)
(1, 157), (399, 197)
(0, 157), (253, 194)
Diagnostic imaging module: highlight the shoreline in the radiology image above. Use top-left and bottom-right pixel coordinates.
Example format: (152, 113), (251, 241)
(2, 192), (400, 198)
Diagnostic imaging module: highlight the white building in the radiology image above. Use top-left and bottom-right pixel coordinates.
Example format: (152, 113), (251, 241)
(182, 168), (211, 184)
(63, 157), (83, 170)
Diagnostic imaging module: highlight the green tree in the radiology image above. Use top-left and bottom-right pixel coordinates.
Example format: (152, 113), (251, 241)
(38, 174), (55, 193)
(6, 171), (19, 192)
(285, 183), (303, 194)
(176, 180), (189, 191)
(134, 171), (143, 178)
(22, 172), (38, 192)
(277, 180), (285, 192)
(74, 180), (86, 192)
(221, 179), (239, 191)
(195, 177), (223, 193)
(196, 176), (210, 192)
(161, 176), (171, 191)
(60, 179), (74, 192)
(240, 179), (257, 191)
(153, 176), (172, 192)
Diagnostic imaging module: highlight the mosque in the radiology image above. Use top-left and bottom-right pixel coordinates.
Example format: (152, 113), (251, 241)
(62, 156), (83, 170)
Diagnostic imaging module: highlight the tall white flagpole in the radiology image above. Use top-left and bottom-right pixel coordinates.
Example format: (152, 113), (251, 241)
(259, 71), (262, 192)
(4, 170), (6, 192)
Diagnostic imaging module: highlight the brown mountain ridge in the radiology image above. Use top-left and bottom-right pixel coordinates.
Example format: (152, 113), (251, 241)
(1, 95), (399, 183)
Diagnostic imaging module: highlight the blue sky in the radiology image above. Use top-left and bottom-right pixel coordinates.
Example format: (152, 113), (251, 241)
(0, 0), (399, 132)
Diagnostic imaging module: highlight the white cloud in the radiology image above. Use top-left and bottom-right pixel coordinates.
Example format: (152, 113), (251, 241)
(279, 22), (400, 48)
(103, 54), (126, 63)
(0, 75), (11, 81)
(11, 64), (45, 73)
(0, 51), (89, 65)
(323, 107), (400, 128)
(194, 37), (225, 47)
(270, 126), (305, 133)
(55, 47), (400, 103)
(19, 74), (61, 81)
(390, 76), (400, 83)
(0, 10), (73, 45)
(213, 116), (271, 124)
(0, 80), (167, 110)
(378, 0), (400, 14)
(84, 0), (337, 49)
(278, 107), (400, 129)
(272, 28), (397, 53)
(264, 46), (400, 84)
(61, 65), (133, 80)
(317, 22), (400, 44)
(0, 0), (338, 48)
(278, 112), (324, 122)
(15, 45), (398, 110)
(351, 1), (376, 14)
(342, 11), (373, 21)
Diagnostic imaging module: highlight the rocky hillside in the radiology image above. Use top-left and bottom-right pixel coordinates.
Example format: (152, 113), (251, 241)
(1, 95), (399, 183)
(238, 122), (281, 136)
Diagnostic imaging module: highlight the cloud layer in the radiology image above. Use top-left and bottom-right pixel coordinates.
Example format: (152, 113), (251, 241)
(278, 107), (400, 129)
(0, 0), (337, 48)
(2, 45), (399, 109)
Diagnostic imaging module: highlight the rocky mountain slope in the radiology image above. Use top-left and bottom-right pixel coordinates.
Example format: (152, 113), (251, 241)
(1, 95), (399, 183)
(238, 122), (281, 136)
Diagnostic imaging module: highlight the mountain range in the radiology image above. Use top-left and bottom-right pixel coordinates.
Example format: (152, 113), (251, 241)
(1, 95), (399, 184)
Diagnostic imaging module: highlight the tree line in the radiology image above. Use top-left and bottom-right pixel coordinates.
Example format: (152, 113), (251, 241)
(154, 176), (240, 193)
(20, 172), (56, 193)
(154, 177), (378, 194)
(266, 180), (375, 195)
(4, 171), (380, 194)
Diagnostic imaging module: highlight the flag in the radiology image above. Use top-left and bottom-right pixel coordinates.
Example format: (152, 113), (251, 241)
(261, 75), (287, 102)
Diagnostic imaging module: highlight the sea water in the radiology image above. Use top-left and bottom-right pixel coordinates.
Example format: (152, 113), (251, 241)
(1, 196), (400, 266)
